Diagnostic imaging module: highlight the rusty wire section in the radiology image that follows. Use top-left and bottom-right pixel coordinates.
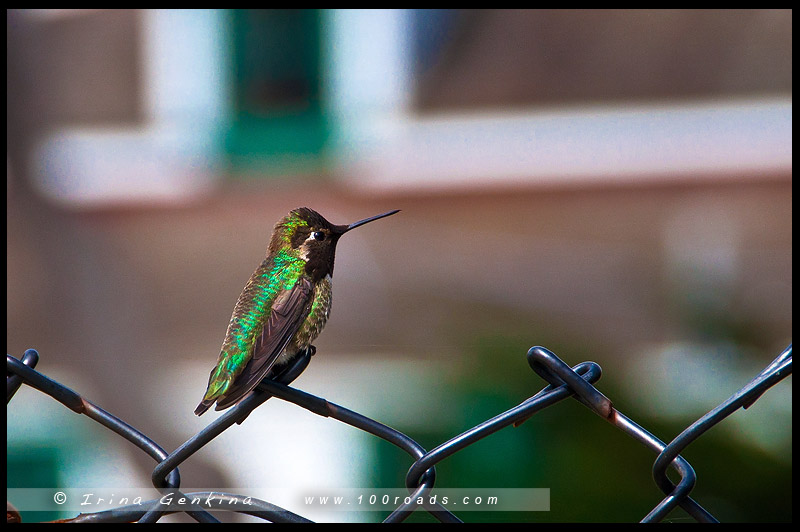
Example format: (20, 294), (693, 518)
(6, 343), (792, 523)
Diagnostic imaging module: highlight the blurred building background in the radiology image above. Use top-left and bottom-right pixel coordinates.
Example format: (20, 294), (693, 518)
(7, 9), (792, 523)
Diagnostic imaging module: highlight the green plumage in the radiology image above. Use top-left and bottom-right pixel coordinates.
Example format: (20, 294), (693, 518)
(195, 207), (398, 416)
(200, 251), (329, 405)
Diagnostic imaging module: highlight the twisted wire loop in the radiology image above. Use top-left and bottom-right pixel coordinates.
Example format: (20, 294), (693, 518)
(644, 344), (792, 523)
(7, 343), (792, 523)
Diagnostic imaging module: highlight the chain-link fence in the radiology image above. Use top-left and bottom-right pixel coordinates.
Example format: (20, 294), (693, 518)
(7, 343), (792, 523)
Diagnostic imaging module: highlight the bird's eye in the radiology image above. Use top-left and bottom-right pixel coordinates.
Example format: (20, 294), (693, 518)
(312, 231), (325, 241)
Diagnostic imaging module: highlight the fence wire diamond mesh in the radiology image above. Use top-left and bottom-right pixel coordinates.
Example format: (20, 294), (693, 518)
(6, 343), (792, 523)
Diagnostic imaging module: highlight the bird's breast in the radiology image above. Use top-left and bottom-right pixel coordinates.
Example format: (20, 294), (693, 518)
(293, 275), (332, 351)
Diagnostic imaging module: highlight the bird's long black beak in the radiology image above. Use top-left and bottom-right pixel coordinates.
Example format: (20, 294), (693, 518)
(337, 209), (400, 234)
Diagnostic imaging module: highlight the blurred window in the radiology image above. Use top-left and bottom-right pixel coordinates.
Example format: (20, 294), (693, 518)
(226, 9), (329, 168)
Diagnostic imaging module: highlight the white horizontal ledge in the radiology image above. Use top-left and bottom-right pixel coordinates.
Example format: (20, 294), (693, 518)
(32, 126), (219, 207)
(343, 97), (792, 192)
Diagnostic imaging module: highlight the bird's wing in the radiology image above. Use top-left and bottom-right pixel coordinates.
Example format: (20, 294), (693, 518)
(214, 276), (315, 410)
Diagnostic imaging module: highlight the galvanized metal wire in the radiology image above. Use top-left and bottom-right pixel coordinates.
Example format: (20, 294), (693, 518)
(6, 343), (792, 523)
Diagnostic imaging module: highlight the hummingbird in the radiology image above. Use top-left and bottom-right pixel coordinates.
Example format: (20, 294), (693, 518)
(194, 207), (399, 416)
